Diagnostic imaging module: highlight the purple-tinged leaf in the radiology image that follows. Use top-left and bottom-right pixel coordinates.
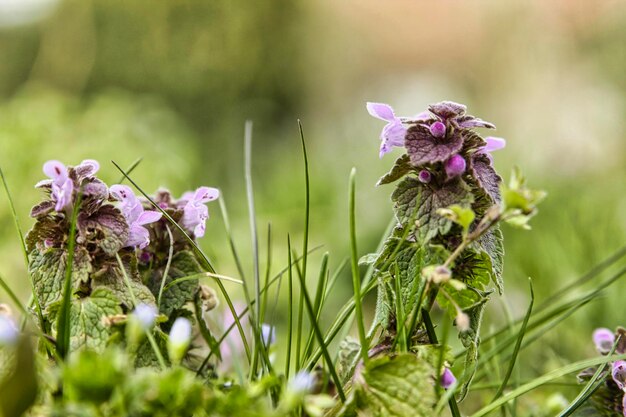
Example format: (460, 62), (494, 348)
(470, 153), (502, 204)
(428, 101), (467, 120)
(30, 201), (55, 218)
(405, 125), (464, 166)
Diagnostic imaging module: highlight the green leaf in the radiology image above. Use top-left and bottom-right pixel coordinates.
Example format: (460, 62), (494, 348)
(353, 353), (437, 416)
(93, 253), (156, 309)
(28, 247), (92, 310)
(63, 348), (127, 404)
(475, 226), (504, 294)
(377, 154), (413, 186)
(391, 177), (473, 242)
(49, 288), (123, 353)
(436, 204), (475, 235)
(147, 250), (203, 316)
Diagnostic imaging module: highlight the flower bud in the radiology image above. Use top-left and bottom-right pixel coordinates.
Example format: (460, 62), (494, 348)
(168, 317), (192, 364)
(441, 367), (456, 389)
(289, 371), (315, 394)
(430, 121), (446, 138)
(418, 170), (432, 184)
(431, 265), (451, 284)
(445, 155), (466, 178)
(592, 328), (615, 354)
(455, 312), (470, 332)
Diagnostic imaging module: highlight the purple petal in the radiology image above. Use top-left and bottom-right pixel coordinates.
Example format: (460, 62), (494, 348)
(441, 368), (456, 389)
(43, 160), (68, 181)
(110, 184), (135, 204)
(75, 159), (100, 178)
(52, 178), (74, 211)
(593, 328), (615, 354)
(136, 210), (162, 226)
(193, 186), (219, 203)
(483, 137), (506, 153)
(613, 360), (626, 390)
(366, 102), (396, 121)
(127, 225), (150, 249)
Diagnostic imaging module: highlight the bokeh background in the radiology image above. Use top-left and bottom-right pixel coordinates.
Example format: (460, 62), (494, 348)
(0, 0), (625, 412)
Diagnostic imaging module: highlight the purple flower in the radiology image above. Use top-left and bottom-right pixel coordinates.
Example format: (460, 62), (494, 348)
(42, 160), (74, 211)
(613, 360), (626, 391)
(441, 367), (456, 389)
(110, 185), (162, 249)
(593, 328), (615, 354)
(366, 102), (407, 158)
(180, 186), (219, 238)
(445, 154), (467, 178)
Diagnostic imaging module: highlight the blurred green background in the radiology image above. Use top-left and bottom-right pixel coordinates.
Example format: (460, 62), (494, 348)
(0, 0), (625, 410)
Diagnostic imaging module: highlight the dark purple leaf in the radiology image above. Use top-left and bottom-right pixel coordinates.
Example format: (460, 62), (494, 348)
(405, 125), (464, 166)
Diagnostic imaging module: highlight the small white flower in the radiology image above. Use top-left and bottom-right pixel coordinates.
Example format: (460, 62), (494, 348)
(261, 323), (275, 346)
(168, 317), (192, 364)
(169, 317), (192, 346)
(289, 370), (315, 394)
(0, 315), (18, 346)
(133, 304), (157, 330)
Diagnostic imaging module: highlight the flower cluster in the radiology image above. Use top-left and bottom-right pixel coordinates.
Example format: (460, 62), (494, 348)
(368, 101), (505, 180)
(27, 159), (221, 359)
(578, 327), (626, 415)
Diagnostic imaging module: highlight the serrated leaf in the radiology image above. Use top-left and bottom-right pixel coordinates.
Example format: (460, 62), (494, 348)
(51, 288), (122, 353)
(29, 200), (55, 218)
(471, 153), (502, 205)
(476, 226), (504, 294)
(377, 154), (413, 186)
(353, 353), (437, 416)
(337, 337), (361, 381)
(78, 205), (128, 256)
(405, 125), (464, 166)
(147, 250), (203, 316)
(25, 215), (65, 252)
(93, 255), (156, 310)
(28, 248), (92, 310)
(392, 177), (473, 242)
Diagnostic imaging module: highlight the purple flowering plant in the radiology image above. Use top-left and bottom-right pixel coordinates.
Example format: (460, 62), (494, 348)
(25, 159), (220, 361)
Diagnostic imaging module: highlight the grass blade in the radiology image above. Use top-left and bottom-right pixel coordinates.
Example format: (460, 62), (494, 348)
(559, 335), (621, 417)
(295, 248), (346, 402)
(157, 224), (174, 309)
(115, 157), (143, 184)
(55, 196), (81, 359)
(491, 279), (534, 401)
(470, 353), (626, 417)
(115, 253), (167, 370)
(422, 309), (461, 417)
(349, 168), (369, 365)
(0, 165), (45, 331)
